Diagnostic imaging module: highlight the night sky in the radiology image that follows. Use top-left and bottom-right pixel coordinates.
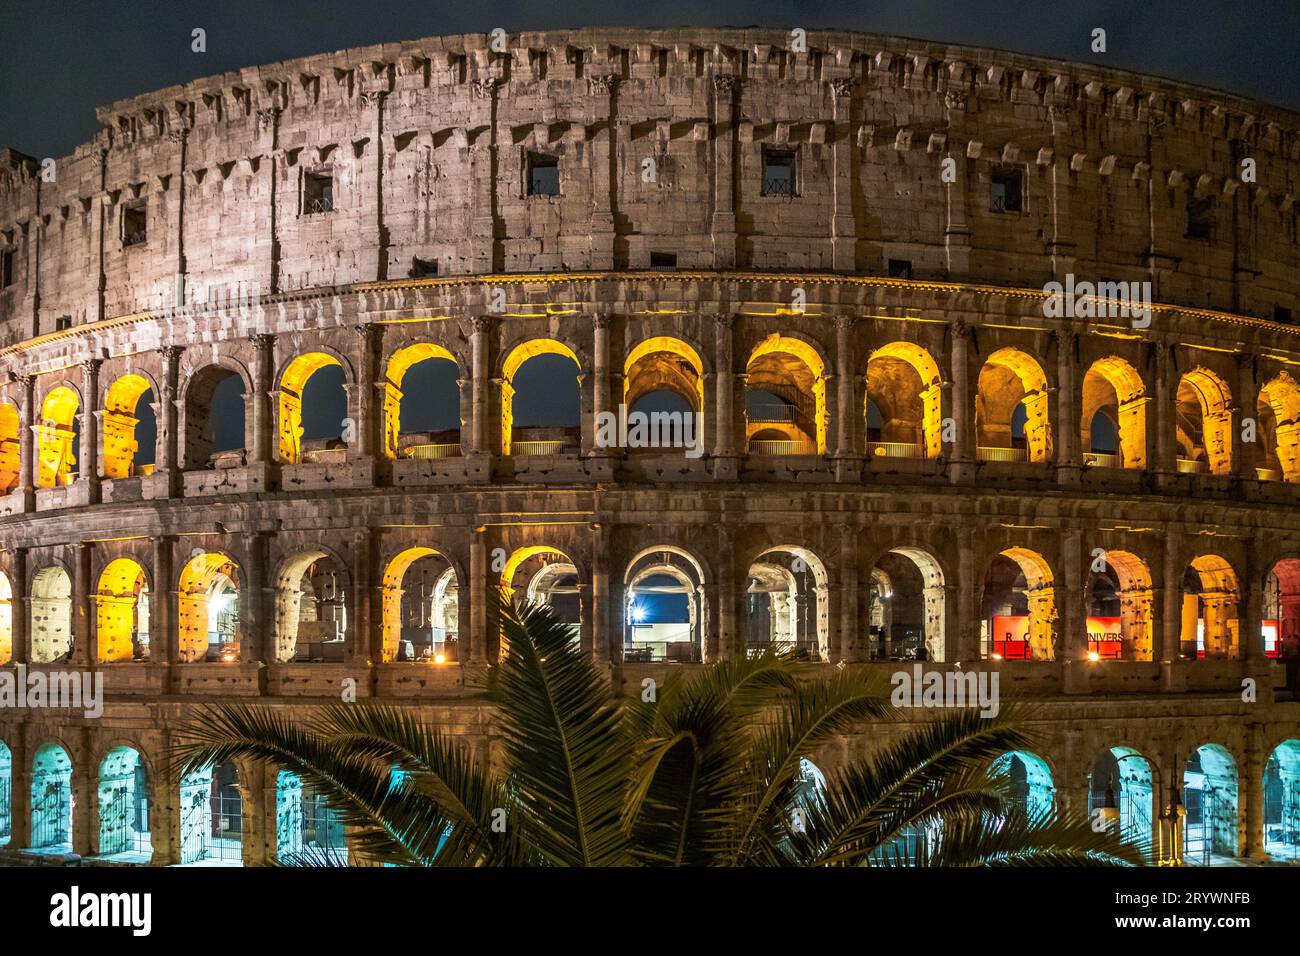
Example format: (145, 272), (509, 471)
(2, 0), (1295, 439)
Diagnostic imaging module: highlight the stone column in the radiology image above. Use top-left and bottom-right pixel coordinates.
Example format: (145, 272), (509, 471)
(16, 374), (34, 509)
(72, 541), (92, 667)
(828, 79), (857, 271)
(1244, 722), (1267, 859)
(240, 531), (270, 674)
(943, 93), (973, 278)
(954, 526), (975, 661)
(714, 524), (737, 661)
(837, 524), (860, 662)
(589, 314), (616, 471)
(588, 75), (618, 270)
(9, 546), (27, 665)
(1241, 544), (1268, 702)
(71, 735), (92, 856)
(1055, 329), (1081, 487)
(8, 732), (29, 848)
(591, 522), (610, 662)
(949, 321), (974, 484)
(350, 528), (373, 668)
(710, 74), (738, 268)
(249, 334), (275, 465)
(351, 323), (381, 462)
(468, 316), (493, 477)
(1060, 529), (1088, 693)
(833, 316), (862, 481)
(469, 528), (489, 664)
(152, 536), (174, 688)
(79, 359), (101, 503)
(1160, 530), (1183, 691)
(712, 314), (738, 479)
(153, 346), (182, 498)
(1154, 341), (1175, 476)
(1236, 350), (1258, 480)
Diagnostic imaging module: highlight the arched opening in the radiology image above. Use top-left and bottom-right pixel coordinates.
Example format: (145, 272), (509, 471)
(97, 746), (151, 861)
(1264, 558), (1300, 662)
(381, 547), (459, 663)
(1175, 368), (1233, 475)
(1179, 555), (1239, 660)
(30, 565), (72, 664)
(0, 573), (12, 665)
(976, 348), (1051, 463)
(865, 342), (942, 459)
(35, 385), (79, 488)
(622, 337), (704, 455)
(177, 551), (240, 663)
(1265, 739), (1300, 860)
(102, 374), (157, 479)
(279, 353), (347, 464)
(980, 548), (1056, 661)
(183, 366), (247, 469)
(1183, 744), (1238, 864)
(178, 759), (242, 865)
(275, 550), (347, 663)
(95, 558), (150, 663)
(990, 751), (1056, 818)
(867, 547), (946, 661)
(0, 402), (20, 493)
(276, 769), (346, 864)
(30, 743), (72, 851)
(1081, 358), (1147, 469)
(744, 547), (828, 661)
(623, 546), (705, 663)
(788, 757), (827, 839)
(1258, 374), (1300, 482)
(500, 546), (581, 656)
(746, 334), (826, 455)
(1086, 551), (1153, 661)
(383, 343), (462, 461)
(0, 741), (11, 846)
(501, 340), (581, 456)
(1089, 746), (1153, 847)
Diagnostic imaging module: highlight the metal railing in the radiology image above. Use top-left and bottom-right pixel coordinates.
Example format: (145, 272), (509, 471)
(1083, 451), (1120, 468)
(511, 440), (566, 456)
(868, 440), (922, 458)
(404, 442), (462, 460)
(1257, 467), (1282, 482)
(977, 445), (1028, 463)
(748, 439), (816, 456)
(300, 447), (347, 465)
(304, 196), (333, 214)
(122, 230), (148, 247)
(762, 176), (797, 197)
(746, 402), (799, 423)
(1176, 458), (1206, 474)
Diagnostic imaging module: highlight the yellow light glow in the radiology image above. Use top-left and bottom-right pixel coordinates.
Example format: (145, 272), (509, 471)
(1088, 651), (1101, 662)
(434, 653), (446, 664)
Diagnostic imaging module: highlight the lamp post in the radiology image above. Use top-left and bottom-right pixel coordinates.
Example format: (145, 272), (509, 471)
(1156, 754), (1187, 867)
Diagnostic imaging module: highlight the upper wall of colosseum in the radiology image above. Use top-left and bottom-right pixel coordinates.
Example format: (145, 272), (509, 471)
(2, 27), (1300, 345)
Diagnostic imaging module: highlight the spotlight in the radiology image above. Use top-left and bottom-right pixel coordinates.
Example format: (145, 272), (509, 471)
(434, 653), (446, 664)
(1088, 651), (1101, 662)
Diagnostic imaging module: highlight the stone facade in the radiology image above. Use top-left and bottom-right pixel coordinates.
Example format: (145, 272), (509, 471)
(0, 28), (1296, 865)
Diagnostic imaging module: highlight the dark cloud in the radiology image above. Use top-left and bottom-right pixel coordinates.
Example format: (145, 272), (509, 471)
(2, 0), (1298, 158)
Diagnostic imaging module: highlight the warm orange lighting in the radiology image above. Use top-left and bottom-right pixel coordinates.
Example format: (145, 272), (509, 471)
(990, 653), (1003, 661)
(434, 653), (446, 664)
(1088, 651), (1101, 662)
(220, 651), (236, 663)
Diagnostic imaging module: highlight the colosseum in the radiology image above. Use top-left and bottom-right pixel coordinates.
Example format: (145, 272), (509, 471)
(0, 25), (1297, 867)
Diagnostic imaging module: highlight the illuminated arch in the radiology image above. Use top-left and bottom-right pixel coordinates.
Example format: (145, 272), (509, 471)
(97, 745), (152, 860)
(1181, 554), (1240, 659)
(0, 402), (19, 493)
(95, 558), (149, 663)
(181, 363), (249, 469)
(1265, 739), (1300, 860)
(1089, 550), (1154, 661)
(380, 546), (458, 662)
(1258, 373), (1300, 481)
(866, 342), (943, 458)
(1176, 368), (1233, 475)
(36, 385), (79, 488)
(990, 750), (1056, 818)
(278, 352), (345, 464)
(102, 373), (155, 479)
(1183, 743), (1238, 862)
(274, 549), (347, 663)
(500, 339), (581, 456)
(1081, 357), (1147, 469)
(624, 336), (705, 410)
(0, 573), (11, 665)
(177, 551), (241, 663)
(30, 743), (73, 850)
(869, 546), (947, 661)
(1089, 745), (1154, 848)
(746, 333), (828, 454)
(497, 545), (578, 656)
(984, 547), (1057, 661)
(977, 348), (1051, 463)
(382, 343), (461, 460)
(30, 565), (72, 664)
(746, 545), (829, 661)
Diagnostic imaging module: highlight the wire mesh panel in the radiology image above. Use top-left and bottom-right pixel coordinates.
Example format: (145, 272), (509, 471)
(0, 776), (10, 842)
(31, 777), (71, 849)
(99, 784), (151, 857)
(277, 774), (346, 863)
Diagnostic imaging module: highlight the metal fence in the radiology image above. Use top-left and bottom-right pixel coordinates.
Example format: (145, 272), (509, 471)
(31, 778), (71, 849)
(99, 784), (151, 857)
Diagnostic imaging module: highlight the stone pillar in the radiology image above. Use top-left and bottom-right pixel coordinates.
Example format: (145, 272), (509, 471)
(954, 526), (975, 661)
(1160, 530), (1184, 691)
(240, 531), (270, 673)
(1244, 722), (1267, 859)
(715, 524), (737, 661)
(1055, 329), (1081, 487)
(153, 345), (182, 498)
(949, 321), (974, 484)
(710, 74), (738, 268)
(837, 524), (860, 662)
(72, 541), (92, 667)
(9, 546), (27, 665)
(79, 359), (101, 503)
(591, 522), (610, 662)
(468, 316), (493, 476)
(588, 314), (616, 472)
(469, 528), (489, 663)
(712, 314), (738, 480)
(1241, 544), (1268, 702)
(8, 732), (30, 848)
(833, 316), (862, 481)
(1154, 341), (1175, 476)
(152, 536), (174, 688)
(249, 334), (275, 465)
(943, 94), (973, 278)
(1236, 350), (1258, 480)
(588, 75), (618, 269)
(1060, 529), (1088, 693)
(70, 735), (92, 856)
(350, 527), (373, 668)
(351, 324), (381, 462)
(16, 374), (34, 509)
(828, 79), (857, 271)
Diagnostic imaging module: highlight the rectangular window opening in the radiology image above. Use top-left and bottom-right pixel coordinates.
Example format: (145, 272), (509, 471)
(0, 249), (14, 288)
(304, 171), (334, 214)
(649, 251), (677, 272)
(121, 203), (147, 247)
(887, 259), (913, 280)
(528, 152), (560, 197)
(991, 168), (1023, 213)
(1275, 305), (1293, 326)
(409, 257), (438, 279)
(55, 315), (72, 331)
(1187, 197), (1215, 240)
(762, 149), (797, 198)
